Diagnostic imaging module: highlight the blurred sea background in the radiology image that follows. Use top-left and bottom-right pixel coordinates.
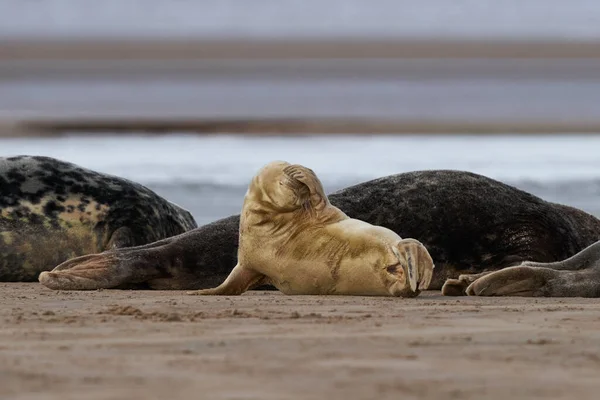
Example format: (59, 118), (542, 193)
(2, 0), (600, 225)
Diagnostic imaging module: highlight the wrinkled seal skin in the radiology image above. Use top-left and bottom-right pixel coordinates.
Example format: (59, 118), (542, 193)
(188, 161), (433, 297)
(39, 170), (600, 293)
(0, 155), (197, 281)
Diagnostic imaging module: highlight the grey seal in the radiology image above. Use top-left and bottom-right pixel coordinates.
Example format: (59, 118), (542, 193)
(0, 155), (197, 281)
(38, 169), (600, 295)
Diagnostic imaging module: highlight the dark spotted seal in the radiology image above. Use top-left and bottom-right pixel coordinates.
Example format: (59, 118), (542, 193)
(39, 169), (600, 295)
(0, 155), (197, 281)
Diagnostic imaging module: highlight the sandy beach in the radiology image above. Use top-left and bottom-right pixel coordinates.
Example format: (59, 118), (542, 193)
(2, 283), (600, 400)
(3, 3), (600, 398)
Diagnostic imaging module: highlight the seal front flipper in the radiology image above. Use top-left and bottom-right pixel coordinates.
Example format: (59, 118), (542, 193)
(441, 271), (494, 296)
(187, 264), (266, 296)
(38, 246), (167, 291)
(389, 239), (435, 297)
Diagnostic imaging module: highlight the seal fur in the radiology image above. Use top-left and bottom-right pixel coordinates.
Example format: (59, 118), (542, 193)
(187, 161), (434, 297)
(39, 169), (600, 295)
(1, 155), (197, 281)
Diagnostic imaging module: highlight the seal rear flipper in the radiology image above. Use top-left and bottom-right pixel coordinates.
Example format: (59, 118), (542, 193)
(283, 164), (328, 212)
(38, 246), (167, 291)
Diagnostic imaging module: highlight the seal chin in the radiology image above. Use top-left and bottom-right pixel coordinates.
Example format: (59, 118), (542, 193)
(388, 283), (421, 298)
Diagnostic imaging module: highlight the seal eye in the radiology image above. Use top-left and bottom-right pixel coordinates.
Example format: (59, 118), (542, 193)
(386, 264), (399, 274)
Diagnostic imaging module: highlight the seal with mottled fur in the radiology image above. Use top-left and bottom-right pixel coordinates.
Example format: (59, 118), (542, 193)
(39, 169), (600, 296)
(187, 161), (433, 297)
(0, 155), (197, 281)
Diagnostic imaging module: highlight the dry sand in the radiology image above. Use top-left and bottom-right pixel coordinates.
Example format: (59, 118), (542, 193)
(2, 283), (600, 400)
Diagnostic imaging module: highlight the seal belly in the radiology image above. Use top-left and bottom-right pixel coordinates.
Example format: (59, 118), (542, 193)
(270, 259), (337, 295)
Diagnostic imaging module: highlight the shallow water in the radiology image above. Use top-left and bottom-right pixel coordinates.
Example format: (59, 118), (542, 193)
(1, 134), (598, 226)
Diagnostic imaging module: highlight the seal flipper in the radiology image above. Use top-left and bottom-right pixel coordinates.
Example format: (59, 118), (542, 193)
(465, 240), (600, 297)
(390, 239), (435, 295)
(464, 265), (561, 297)
(38, 246), (167, 290)
(187, 264), (266, 296)
(283, 164), (328, 212)
(441, 271), (494, 296)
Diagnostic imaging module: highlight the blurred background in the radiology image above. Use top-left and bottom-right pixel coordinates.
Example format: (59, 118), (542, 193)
(1, 0), (600, 225)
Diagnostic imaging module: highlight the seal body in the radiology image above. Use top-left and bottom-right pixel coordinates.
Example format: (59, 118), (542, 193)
(39, 169), (600, 294)
(0, 155), (197, 281)
(329, 170), (600, 291)
(189, 161), (434, 297)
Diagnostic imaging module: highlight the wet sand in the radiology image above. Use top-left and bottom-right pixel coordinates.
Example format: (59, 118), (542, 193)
(2, 283), (600, 400)
(5, 40), (600, 136)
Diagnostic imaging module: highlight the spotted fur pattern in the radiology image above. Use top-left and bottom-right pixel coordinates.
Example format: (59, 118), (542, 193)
(0, 156), (197, 281)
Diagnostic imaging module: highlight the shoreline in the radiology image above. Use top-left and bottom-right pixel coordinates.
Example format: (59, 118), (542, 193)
(2, 119), (600, 137)
(4, 39), (600, 136)
(5, 38), (600, 60)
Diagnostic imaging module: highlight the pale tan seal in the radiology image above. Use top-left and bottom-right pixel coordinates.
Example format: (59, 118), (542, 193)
(188, 161), (434, 297)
